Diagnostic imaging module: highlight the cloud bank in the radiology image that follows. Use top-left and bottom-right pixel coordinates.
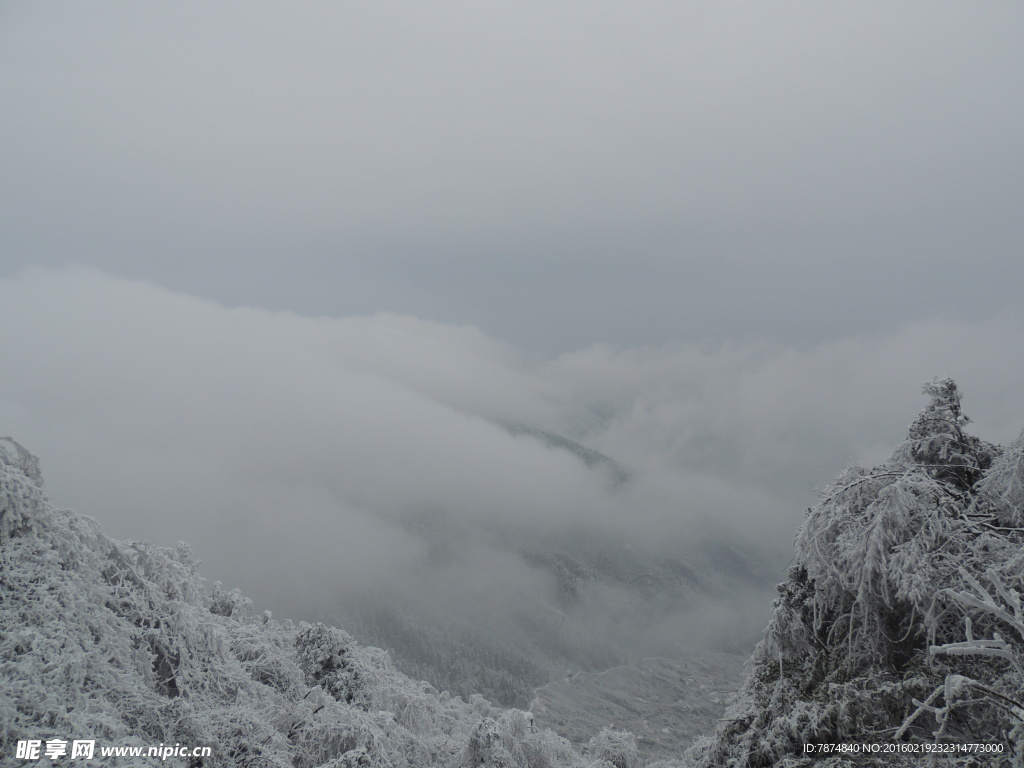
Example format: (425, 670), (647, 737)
(2, 268), (1022, 656)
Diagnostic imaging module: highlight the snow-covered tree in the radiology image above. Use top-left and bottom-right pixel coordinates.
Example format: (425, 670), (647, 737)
(687, 380), (1023, 767)
(586, 727), (643, 768)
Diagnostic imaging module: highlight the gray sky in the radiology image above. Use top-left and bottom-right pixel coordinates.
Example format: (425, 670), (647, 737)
(2, 1), (1022, 351)
(2, 4), (1024, 647)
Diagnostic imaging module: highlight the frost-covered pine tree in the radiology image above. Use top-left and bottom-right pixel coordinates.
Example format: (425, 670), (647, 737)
(686, 380), (1023, 768)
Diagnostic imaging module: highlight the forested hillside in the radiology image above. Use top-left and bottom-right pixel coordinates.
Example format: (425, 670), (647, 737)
(0, 437), (641, 767)
(687, 380), (1024, 767)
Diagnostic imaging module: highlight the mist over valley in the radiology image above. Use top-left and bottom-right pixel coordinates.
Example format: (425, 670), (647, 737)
(3, 270), (1023, 738)
(3, 2), (1023, 761)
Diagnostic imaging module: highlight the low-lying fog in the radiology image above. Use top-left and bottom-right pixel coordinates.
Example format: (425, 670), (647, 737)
(3, 268), (1023, 691)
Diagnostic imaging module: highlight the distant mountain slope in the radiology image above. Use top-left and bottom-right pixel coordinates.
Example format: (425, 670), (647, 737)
(330, 493), (771, 711)
(501, 424), (630, 486)
(531, 654), (745, 764)
(0, 437), (636, 768)
(686, 381), (1024, 767)
(328, 425), (773, 711)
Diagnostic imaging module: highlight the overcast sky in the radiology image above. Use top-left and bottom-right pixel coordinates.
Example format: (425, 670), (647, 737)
(2, 1), (1022, 351)
(2, 4), (1023, 637)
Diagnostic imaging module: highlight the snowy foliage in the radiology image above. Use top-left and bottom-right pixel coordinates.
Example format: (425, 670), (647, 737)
(585, 727), (643, 768)
(687, 379), (1024, 767)
(974, 429), (1024, 528)
(0, 438), (620, 767)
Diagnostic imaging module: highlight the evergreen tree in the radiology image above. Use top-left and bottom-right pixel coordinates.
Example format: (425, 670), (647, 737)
(688, 380), (1023, 767)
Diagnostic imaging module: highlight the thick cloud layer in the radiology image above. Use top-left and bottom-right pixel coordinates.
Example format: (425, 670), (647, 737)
(2, 269), (1022, 646)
